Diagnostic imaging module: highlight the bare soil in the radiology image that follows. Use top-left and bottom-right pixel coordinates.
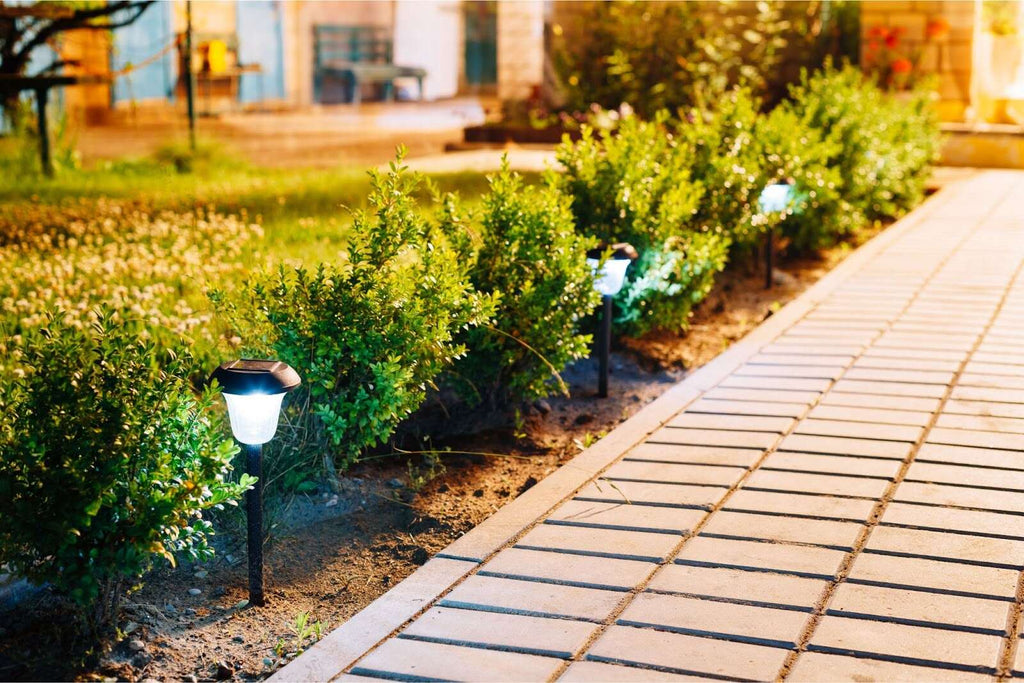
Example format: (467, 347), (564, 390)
(0, 242), (866, 682)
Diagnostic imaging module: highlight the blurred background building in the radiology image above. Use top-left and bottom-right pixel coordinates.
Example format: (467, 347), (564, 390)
(51, 0), (544, 123)
(12, 0), (1024, 167)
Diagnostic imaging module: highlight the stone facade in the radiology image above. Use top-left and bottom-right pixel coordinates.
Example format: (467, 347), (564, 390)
(496, 0), (545, 101)
(860, 0), (975, 121)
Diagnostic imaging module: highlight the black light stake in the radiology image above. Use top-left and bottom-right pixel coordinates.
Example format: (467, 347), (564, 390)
(586, 243), (638, 398)
(211, 359), (301, 606)
(759, 181), (794, 290)
(598, 293), (613, 397)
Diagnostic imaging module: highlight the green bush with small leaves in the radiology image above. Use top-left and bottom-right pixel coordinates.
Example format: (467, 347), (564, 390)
(614, 234), (729, 334)
(552, 114), (727, 335)
(0, 311), (248, 635)
(215, 153), (493, 470)
(554, 114), (702, 256)
(446, 162), (599, 405)
(783, 62), (941, 246)
(752, 102), (846, 251)
(550, 1), (788, 118)
(678, 86), (765, 250)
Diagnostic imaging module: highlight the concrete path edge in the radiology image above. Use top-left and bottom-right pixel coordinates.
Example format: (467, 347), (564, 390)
(271, 187), (952, 682)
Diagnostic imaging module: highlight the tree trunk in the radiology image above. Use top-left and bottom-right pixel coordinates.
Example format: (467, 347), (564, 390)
(0, 57), (31, 128)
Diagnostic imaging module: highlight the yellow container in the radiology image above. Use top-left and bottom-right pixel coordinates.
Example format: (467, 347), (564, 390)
(207, 39), (228, 74)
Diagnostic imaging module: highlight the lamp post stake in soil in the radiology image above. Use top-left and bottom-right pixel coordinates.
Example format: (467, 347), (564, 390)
(211, 359), (301, 606)
(598, 293), (613, 397)
(244, 442), (264, 604)
(759, 181), (794, 290)
(587, 243), (638, 399)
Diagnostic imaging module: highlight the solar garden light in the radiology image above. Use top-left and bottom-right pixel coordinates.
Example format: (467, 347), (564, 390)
(586, 243), (638, 398)
(758, 180), (794, 290)
(211, 359), (301, 606)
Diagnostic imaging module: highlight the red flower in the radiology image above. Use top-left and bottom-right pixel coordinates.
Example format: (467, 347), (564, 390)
(891, 58), (913, 74)
(885, 32), (900, 48)
(926, 17), (950, 39)
(867, 25), (889, 39)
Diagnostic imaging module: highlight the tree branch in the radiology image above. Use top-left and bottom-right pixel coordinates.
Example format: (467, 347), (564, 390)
(31, 58), (80, 76)
(12, 1), (153, 64)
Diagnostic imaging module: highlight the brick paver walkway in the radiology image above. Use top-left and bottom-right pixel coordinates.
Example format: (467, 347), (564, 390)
(276, 170), (1024, 682)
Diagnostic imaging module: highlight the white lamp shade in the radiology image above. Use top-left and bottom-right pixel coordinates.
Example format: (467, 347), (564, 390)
(223, 392), (286, 445)
(587, 257), (631, 296)
(759, 183), (793, 213)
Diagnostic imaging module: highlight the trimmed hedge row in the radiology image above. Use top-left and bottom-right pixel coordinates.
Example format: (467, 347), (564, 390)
(0, 64), (940, 633)
(212, 63), (940, 512)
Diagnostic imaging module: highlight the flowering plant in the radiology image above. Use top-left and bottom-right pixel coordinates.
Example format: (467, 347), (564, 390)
(863, 20), (945, 91)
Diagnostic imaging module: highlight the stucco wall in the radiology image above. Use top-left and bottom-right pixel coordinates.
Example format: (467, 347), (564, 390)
(394, 1), (462, 100)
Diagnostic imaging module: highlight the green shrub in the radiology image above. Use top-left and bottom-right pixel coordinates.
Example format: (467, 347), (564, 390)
(216, 154), (493, 470)
(614, 234), (729, 335)
(752, 102), (846, 251)
(554, 114), (701, 253)
(447, 162), (599, 405)
(152, 138), (238, 174)
(552, 115), (727, 335)
(0, 311), (248, 635)
(550, 1), (787, 118)
(678, 86), (765, 250)
(785, 62), (940, 244)
(0, 98), (80, 176)
(872, 84), (942, 215)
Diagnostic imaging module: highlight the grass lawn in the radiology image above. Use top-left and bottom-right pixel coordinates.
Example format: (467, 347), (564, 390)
(0, 144), (508, 264)
(0, 143), (531, 376)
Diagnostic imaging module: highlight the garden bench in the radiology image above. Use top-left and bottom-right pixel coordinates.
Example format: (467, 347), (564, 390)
(313, 25), (426, 104)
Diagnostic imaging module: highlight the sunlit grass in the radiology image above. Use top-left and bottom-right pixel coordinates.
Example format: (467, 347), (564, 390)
(0, 141), (529, 372)
(0, 140), (524, 263)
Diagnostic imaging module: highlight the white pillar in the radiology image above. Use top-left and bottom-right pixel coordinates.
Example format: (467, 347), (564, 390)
(497, 0), (545, 101)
